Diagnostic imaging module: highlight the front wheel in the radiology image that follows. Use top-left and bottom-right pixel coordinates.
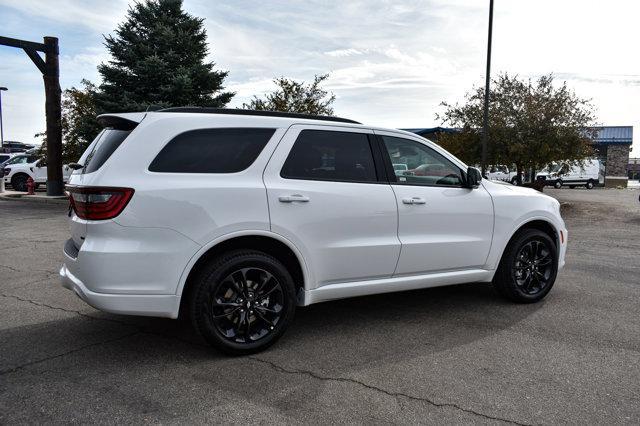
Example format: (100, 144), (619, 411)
(586, 180), (594, 189)
(554, 180), (562, 189)
(189, 250), (296, 355)
(10, 174), (29, 192)
(493, 229), (558, 303)
(511, 177), (519, 186)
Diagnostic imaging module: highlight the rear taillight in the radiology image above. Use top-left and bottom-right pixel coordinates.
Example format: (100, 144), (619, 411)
(67, 186), (134, 220)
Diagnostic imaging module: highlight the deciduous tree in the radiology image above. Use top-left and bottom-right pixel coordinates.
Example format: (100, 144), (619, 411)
(244, 74), (336, 115)
(437, 73), (597, 181)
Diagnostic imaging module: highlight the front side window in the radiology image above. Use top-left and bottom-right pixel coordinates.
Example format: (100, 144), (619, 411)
(149, 128), (275, 173)
(381, 136), (463, 187)
(281, 130), (377, 183)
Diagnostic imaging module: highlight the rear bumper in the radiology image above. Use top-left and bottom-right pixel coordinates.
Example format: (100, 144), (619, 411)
(59, 263), (181, 318)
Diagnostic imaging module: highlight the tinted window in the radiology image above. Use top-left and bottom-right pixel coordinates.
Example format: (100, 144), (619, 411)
(149, 128), (275, 173)
(0, 155), (10, 163)
(281, 130), (377, 183)
(381, 136), (463, 186)
(83, 129), (131, 174)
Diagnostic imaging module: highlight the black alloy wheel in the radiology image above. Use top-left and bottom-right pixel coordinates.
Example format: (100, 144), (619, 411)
(190, 250), (296, 355)
(210, 267), (284, 344)
(512, 239), (554, 296)
(493, 228), (558, 303)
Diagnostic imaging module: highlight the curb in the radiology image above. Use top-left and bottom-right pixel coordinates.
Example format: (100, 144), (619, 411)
(0, 193), (68, 205)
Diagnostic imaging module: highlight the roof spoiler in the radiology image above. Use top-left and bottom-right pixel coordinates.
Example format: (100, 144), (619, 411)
(97, 112), (147, 130)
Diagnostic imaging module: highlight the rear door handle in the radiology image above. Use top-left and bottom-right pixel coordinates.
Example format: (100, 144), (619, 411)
(402, 197), (426, 205)
(279, 194), (310, 203)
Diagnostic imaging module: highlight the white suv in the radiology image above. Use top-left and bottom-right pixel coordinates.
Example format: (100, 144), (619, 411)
(60, 108), (567, 354)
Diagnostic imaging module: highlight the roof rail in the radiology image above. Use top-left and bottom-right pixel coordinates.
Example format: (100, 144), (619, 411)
(157, 107), (361, 124)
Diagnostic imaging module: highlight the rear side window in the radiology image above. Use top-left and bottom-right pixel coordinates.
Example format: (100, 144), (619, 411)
(83, 129), (131, 174)
(281, 130), (377, 183)
(149, 128), (275, 173)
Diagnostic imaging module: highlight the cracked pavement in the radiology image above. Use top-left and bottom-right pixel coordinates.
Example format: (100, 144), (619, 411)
(1, 188), (639, 424)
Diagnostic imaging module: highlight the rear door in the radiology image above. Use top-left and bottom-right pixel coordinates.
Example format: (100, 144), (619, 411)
(264, 124), (400, 288)
(375, 131), (494, 275)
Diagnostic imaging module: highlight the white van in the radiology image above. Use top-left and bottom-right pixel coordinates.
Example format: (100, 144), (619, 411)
(536, 159), (602, 189)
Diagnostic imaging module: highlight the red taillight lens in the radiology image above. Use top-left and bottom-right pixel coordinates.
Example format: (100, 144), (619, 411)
(67, 186), (134, 220)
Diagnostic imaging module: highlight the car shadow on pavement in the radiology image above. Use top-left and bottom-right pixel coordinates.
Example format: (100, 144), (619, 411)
(1, 282), (543, 376)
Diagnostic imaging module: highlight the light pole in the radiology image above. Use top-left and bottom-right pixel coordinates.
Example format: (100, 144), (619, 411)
(481, 0), (494, 177)
(0, 86), (7, 151)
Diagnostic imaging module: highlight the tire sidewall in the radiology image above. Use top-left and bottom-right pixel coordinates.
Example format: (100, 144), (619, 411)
(191, 250), (296, 355)
(554, 180), (562, 189)
(586, 180), (594, 189)
(11, 174), (28, 192)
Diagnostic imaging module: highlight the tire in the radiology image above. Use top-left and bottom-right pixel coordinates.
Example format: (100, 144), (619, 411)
(10, 174), (29, 192)
(585, 180), (594, 189)
(189, 250), (297, 355)
(511, 177), (519, 186)
(493, 228), (558, 303)
(554, 180), (562, 189)
(569, 185), (575, 189)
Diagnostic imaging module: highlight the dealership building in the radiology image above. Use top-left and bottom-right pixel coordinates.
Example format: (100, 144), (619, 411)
(406, 126), (633, 188)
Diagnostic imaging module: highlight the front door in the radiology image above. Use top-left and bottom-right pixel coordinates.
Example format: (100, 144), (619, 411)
(375, 132), (494, 275)
(264, 125), (400, 288)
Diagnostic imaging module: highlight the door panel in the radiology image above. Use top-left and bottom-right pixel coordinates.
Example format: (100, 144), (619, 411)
(376, 132), (494, 275)
(264, 125), (400, 288)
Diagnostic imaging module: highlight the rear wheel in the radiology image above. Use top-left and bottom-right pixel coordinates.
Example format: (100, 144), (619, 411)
(10, 174), (29, 192)
(189, 250), (296, 355)
(493, 228), (558, 303)
(586, 180), (594, 189)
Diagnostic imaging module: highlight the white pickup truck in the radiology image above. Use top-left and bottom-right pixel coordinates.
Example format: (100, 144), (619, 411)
(487, 165), (522, 185)
(2, 156), (73, 191)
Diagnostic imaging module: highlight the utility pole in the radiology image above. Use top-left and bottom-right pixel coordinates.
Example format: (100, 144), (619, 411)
(481, 0), (494, 177)
(0, 86), (6, 150)
(0, 35), (63, 196)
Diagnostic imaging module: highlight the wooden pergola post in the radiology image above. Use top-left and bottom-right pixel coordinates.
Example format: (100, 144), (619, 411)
(0, 35), (63, 196)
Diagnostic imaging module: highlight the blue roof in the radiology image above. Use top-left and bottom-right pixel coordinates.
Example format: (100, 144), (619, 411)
(402, 126), (632, 145)
(400, 127), (458, 135)
(591, 126), (632, 144)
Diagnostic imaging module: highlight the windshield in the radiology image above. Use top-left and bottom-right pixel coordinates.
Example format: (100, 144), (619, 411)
(78, 128), (132, 174)
(4, 155), (37, 166)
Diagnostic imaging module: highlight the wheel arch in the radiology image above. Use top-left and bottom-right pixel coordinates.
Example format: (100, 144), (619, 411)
(176, 231), (310, 318)
(488, 216), (561, 274)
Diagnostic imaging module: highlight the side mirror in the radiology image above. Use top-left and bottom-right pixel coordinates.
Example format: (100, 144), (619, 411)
(465, 167), (482, 188)
(67, 162), (83, 170)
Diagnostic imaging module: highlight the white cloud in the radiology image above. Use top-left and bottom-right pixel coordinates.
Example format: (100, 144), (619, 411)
(0, 0), (638, 155)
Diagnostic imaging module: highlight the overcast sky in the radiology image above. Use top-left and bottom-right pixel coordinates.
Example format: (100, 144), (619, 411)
(0, 0), (638, 156)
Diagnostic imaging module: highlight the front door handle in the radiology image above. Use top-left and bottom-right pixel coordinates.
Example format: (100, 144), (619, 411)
(279, 194), (310, 203)
(402, 197), (426, 205)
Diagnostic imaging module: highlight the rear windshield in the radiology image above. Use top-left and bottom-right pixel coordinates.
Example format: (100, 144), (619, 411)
(80, 129), (131, 174)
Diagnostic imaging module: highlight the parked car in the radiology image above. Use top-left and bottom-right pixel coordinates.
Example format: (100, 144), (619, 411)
(1, 141), (36, 153)
(487, 164), (522, 185)
(60, 108), (567, 355)
(3, 156), (72, 191)
(536, 159), (601, 189)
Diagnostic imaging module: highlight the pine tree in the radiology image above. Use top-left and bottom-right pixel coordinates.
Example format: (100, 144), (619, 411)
(95, 0), (233, 112)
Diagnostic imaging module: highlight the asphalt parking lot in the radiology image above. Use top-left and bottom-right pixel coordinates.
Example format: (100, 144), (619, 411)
(1, 188), (639, 424)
